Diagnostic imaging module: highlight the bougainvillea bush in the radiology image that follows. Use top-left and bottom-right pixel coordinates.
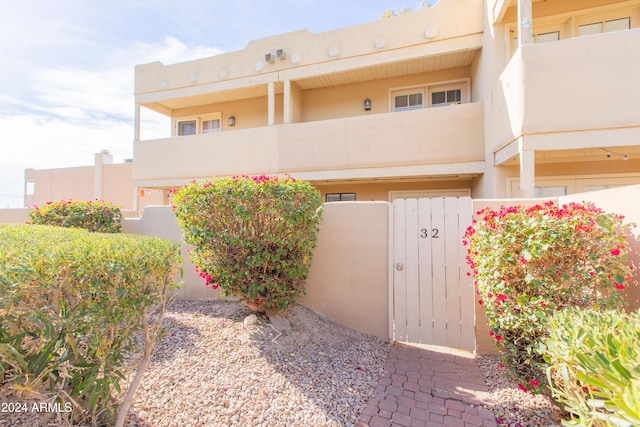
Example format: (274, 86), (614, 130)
(544, 308), (640, 426)
(29, 199), (123, 233)
(172, 175), (323, 314)
(464, 201), (634, 394)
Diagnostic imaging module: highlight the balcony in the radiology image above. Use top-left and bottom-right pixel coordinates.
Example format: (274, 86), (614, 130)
(133, 103), (484, 187)
(492, 28), (640, 154)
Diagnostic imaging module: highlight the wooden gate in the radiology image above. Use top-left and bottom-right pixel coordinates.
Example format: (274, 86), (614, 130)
(388, 197), (475, 350)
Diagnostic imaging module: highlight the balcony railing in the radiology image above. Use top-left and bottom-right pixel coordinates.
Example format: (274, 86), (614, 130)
(493, 28), (640, 151)
(133, 103), (484, 186)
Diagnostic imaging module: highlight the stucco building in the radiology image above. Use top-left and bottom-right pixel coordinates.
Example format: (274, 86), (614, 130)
(29, 0), (640, 209)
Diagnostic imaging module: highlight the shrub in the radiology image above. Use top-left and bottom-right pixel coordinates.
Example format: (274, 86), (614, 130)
(29, 199), (123, 233)
(172, 175), (323, 314)
(0, 224), (182, 425)
(464, 201), (633, 393)
(544, 308), (640, 426)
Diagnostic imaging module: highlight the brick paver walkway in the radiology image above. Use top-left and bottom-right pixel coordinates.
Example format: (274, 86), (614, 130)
(356, 343), (498, 427)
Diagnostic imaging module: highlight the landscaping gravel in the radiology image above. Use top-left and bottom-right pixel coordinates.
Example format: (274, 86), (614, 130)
(1, 300), (567, 427)
(476, 355), (564, 427)
(120, 300), (390, 427)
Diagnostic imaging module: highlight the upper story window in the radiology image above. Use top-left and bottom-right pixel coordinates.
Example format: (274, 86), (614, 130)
(390, 79), (469, 112)
(394, 90), (424, 112)
(429, 85), (462, 108)
(175, 113), (222, 136)
(578, 17), (630, 36)
(177, 120), (197, 136)
(202, 118), (221, 133)
(512, 30), (560, 53)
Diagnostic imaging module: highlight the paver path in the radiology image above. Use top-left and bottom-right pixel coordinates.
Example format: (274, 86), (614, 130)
(356, 343), (498, 427)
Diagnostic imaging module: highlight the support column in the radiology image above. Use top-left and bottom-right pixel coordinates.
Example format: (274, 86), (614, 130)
(517, 0), (533, 48)
(93, 150), (113, 200)
(283, 79), (291, 124)
(519, 138), (535, 198)
(268, 81), (275, 126)
(134, 103), (141, 141)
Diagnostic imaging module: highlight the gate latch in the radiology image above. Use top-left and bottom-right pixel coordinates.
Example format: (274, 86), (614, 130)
(395, 263), (404, 271)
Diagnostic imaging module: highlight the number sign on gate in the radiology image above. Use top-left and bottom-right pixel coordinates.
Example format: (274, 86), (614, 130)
(419, 228), (439, 239)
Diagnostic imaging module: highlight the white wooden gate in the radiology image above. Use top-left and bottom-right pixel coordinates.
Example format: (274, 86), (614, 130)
(388, 197), (475, 350)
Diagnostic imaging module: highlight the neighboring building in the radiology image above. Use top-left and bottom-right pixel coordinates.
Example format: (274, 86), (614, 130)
(24, 150), (165, 211)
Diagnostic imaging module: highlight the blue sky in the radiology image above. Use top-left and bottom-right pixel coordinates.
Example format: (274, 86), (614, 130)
(0, 0), (431, 207)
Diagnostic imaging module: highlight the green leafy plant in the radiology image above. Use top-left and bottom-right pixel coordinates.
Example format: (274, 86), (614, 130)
(464, 201), (634, 393)
(172, 175), (322, 314)
(29, 199), (123, 233)
(0, 224), (182, 425)
(544, 308), (640, 426)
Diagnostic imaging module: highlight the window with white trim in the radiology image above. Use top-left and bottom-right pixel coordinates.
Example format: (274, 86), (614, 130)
(512, 30), (560, 53)
(507, 174), (640, 198)
(177, 120), (197, 136)
(429, 85), (463, 108)
(578, 17), (630, 36)
(175, 112), (223, 136)
(325, 193), (356, 202)
(390, 80), (469, 112)
(393, 89), (425, 112)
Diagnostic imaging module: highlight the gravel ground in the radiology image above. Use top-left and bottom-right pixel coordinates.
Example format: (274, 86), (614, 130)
(1, 300), (567, 427)
(476, 355), (564, 427)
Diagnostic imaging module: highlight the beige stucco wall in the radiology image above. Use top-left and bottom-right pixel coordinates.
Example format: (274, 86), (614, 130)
(134, 104), (484, 187)
(121, 203), (390, 339)
(0, 208), (29, 224)
(25, 160), (164, 212)
(25, 166), (94, 207)
(122, 206), (214, 301)
(560, 185), (640, 311)
(135, 0), (484, 99)
(301, 202), (389, 339)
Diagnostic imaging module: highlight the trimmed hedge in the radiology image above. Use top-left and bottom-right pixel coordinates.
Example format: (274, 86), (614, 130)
(29, 199), (123, 233)
(173, 175), (322, 314)
(0, 224), (182, 425)
(544, 308), (640, 427)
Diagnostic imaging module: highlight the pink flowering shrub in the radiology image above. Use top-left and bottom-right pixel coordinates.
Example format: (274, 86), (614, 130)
(172, 175), (322, 314)
(28, 199), (123, 233)
(464, 201), (634, 393)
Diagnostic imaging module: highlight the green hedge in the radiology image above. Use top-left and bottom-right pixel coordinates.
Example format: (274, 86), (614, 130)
(173, 175), (322, 314)
(544, 308), (640, 427)
(0, 224), (182, 425)
(29, 199), (123, 233)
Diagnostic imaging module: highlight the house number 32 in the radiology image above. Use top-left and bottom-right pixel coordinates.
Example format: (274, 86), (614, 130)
(420, 228), (440, 238)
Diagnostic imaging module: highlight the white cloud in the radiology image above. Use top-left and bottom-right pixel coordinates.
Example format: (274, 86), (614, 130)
(0, 37), (223, 207)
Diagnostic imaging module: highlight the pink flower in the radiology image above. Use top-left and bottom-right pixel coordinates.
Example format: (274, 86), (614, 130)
(529, 379), (540, 387)
(520, 257), (528, 265)
(614, 283), (625, 290)
(518, 383), (529, 393)
(610, 248), (621, 256)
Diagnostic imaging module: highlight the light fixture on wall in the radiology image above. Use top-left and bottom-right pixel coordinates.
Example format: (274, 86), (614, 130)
(364, 98), (372, 111)
(228, 115), (236, 127)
